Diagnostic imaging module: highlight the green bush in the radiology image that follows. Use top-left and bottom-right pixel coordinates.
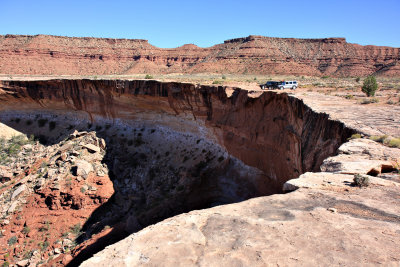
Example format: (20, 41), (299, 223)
(353, 174), (370, 187)
(349, 133), (362, 140)
(387, 138), (400, 148)
(212, 80), (222, 85)
(370, 135), (388, 144)
(355, 77), (360, 83)
(145, 74), (153, 79)
(7, 236), (17, 246)
(361, 76), (378, 96)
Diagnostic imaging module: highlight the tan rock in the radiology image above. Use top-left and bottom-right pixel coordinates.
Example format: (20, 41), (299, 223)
(82, 144), (101, 153)
(73, 159), (94, 178)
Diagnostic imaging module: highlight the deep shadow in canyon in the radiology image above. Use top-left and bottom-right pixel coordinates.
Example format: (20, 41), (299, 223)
(0, 79), (356, 266)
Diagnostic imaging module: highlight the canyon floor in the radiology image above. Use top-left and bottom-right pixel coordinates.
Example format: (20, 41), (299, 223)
(0, 76), (399, 267)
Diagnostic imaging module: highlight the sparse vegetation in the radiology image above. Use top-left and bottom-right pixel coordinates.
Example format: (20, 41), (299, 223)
(344, 94), (353, 99)
(370, 135), (388, 144)
(38, 118), (48, 128)
(353, 174), (370, 187)
(145, 74), (153, 79)
(387, 138), (400, 148)
(349, 133), (362, 140)
(360, 98), (379, 104)
(39, 240), (49, 251)
(70, 223), (82, 236)
(7, 236), (17, 246)
(355, 77), (361, 83)
(0, 134), (35, 164)
(361, 75), (378, 97)
(22, 226), (30, 235)
(212, 80), (223, 85)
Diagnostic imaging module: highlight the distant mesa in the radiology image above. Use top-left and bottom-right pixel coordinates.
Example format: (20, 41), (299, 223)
(0, 34), (399, 77)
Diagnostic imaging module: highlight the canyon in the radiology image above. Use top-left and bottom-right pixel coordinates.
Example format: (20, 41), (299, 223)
(0, 78), (373, 266)
(1, 34), (400, 77)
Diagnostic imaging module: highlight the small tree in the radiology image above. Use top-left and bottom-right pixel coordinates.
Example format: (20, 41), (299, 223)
(361, 75), (378, 97)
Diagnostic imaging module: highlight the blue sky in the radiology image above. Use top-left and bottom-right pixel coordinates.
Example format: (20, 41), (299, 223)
(1, 0), (399, 48)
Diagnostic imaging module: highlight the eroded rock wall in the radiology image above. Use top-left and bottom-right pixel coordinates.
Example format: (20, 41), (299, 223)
(0, 35), (399, 77)
(0, 79), (354, 190)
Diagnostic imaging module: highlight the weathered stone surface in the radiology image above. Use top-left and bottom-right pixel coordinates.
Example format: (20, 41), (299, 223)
(293, 92), (400, 137)
(0, 166), (13, 182)
(283, 172), (398, 192)
(81, 184), (400, 267)
(74, 159), (94, 178)
(81, 133), (400, 267)
(11, 184), (26, 200)
(16, 259), (29, 267)
(82, 144), (100, 153)
(320, 138), (400, 175)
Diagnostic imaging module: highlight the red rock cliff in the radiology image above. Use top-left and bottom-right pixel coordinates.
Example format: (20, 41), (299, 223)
(0, 79), (354, 191)
(0, 35), (399, 77)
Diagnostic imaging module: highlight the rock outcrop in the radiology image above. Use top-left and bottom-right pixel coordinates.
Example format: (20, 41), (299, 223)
(81, 138), (400, 267)
(0, 34), (399, 77)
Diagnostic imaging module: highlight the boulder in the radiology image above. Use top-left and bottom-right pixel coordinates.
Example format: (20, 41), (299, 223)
(73, 159), (94, 178)
(83, 144), (101, 153)
(11, 184), (26, 200)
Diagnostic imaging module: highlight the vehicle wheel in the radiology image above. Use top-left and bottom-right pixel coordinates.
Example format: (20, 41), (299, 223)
(261, 85), (265, 90)
(280, 87), (284, 90)
(292, 86), (297, 90)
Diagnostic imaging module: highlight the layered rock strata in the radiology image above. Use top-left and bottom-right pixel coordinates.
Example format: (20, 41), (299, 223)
(0, 35), (399, 77)
(0, 79), (356, 265)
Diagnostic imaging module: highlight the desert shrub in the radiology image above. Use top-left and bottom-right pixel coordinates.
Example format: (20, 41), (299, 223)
(353, 174), (370, 187)
(145, 74), (153, 79)
(387, 138), (400, 148)
(212, 80), (222, 84)
(370, 135), (388, 144)
(39, 241), (49, 251)
(70, 223), (82, 236)
(345, 94), (353, 99)
(360, 98), (379, 104)
(361, 76), (378, 96)
(22, 226), (30, 235)
(355, 77), (361, 83)
(38, 119), (48, 128)
(7, 236), (17, 246)
(321, 75), (329, 79)
(349, 133), (362, 140)
(222, 75), (226, 80)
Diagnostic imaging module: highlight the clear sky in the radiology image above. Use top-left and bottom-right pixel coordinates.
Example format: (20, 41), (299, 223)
(1, 0), (399, 48)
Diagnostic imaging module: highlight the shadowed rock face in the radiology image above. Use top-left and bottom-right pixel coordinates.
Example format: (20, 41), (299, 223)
(0, 79), (353, 189)
(0, 79), (354, 264)
(1, 34), (399, 77)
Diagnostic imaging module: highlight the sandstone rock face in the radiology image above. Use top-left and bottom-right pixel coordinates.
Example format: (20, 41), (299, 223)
(0, 79), (354, 192)
(0, 79), (356, 265)
(81, 138), (400, 267)
(0, 35), (399, 77)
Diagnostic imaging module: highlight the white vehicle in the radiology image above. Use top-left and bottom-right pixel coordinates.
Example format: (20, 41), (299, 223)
(277, 81), (298, 90)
